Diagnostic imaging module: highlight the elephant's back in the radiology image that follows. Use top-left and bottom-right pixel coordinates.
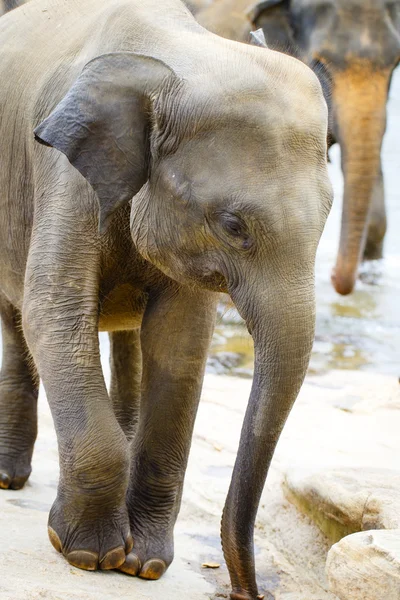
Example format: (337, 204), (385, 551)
(0, 0), (202, 123)
(0, 0), (99, 305)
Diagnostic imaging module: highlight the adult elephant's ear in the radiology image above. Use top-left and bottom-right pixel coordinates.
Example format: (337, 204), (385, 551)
(34, 53), (177, 232)
(246, 0), (296, 56)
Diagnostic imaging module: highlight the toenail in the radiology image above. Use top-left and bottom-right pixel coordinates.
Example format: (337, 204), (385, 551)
(100, 546), (126, 570)
(0, 473), (11, 489)
(118, 552), (141, 576)
(125, 533), (134, 553)
(48, 526), (62, 553)
(140, 558), (167, 580)
(67, 550), (98, 571)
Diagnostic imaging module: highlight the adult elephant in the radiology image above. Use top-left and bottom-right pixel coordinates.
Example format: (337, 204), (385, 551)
(197, 0), (400, 294)
(0, 0), (25, 16)
(0, 0), (331, 599)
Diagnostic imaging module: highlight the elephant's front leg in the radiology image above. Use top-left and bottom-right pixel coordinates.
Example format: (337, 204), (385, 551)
(119, 285), (218, 579)
(363, 166), (386, 260)
(22, 238), (132, 572)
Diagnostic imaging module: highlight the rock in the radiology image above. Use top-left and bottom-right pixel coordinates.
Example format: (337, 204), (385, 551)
(326, 529), (400, 600)
(283, 468), (400, 542)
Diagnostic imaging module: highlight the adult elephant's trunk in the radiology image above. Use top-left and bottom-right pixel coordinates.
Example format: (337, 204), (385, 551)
(331, 64), (390, 295)
(223, 275), (315, 600)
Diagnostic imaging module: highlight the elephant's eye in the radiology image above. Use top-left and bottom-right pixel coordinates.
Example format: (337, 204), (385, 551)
(223, 218), (243, 237)
(216, 212), (253, 250)
(218, 212), (244, 236)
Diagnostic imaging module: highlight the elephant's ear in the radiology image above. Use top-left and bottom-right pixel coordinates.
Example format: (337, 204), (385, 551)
(246, 0), (296, 56)
(34, 53), (177, 232)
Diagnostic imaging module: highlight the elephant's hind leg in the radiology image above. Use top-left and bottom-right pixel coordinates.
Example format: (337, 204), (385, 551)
(109, 329), (142, 441)
(0, 296), (39, 489)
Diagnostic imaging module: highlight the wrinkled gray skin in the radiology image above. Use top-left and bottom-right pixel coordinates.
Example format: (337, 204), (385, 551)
(0, 0), (331, 598)
(0, 0), (25, 16)
(198, 0), (400, 295)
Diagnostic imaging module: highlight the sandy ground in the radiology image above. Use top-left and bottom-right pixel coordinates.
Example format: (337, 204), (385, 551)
(1, 365), (399, 600)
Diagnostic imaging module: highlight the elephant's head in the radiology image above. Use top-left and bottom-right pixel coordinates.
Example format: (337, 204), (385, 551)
(249, 0), (400, 294)
(34, 49), (332, 599)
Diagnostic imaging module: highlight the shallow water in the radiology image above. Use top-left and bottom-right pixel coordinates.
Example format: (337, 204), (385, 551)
(208, 70), (400, 378)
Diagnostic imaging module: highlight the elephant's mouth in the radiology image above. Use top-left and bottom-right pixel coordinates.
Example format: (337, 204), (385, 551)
(195, 269), (228, 293)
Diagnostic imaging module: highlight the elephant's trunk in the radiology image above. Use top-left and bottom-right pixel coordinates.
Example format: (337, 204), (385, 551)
(331, 64), (390, 295)
(223, 276), (315, 600)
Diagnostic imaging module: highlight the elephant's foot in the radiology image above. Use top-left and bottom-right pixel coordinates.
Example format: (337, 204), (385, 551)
(48, 497), (133, 571)
(363, 237), (384, 261)
(230, 594), (265, 600)
(119, 553), (167, 579)
(0, 427), (36, 490)
(117, 525), (173, 580)
(363, 213), (385, 261)
(0, 454), (31, 490)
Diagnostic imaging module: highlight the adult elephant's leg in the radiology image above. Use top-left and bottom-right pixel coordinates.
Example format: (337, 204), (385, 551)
(119, 285), (218, 579)
(363, 166), (386, 260)
(0, 297), (39, 489)
(22, 215), (132, 572)
(109, 329), (142, 441)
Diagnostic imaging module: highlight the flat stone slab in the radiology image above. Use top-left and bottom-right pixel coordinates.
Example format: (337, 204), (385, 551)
(327, 529), (400, 600)
(283, 467), (400, 542)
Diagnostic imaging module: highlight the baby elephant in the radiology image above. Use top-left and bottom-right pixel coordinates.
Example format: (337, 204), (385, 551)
(0, 0), (332, 598)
